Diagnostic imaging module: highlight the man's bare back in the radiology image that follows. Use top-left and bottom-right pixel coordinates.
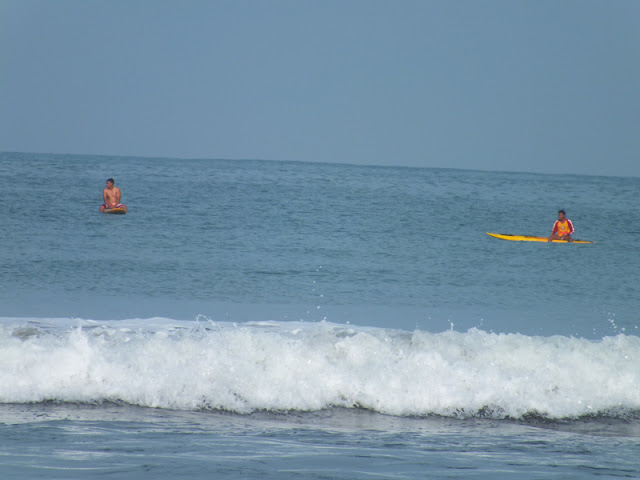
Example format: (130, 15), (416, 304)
(103, 185), (120, 205)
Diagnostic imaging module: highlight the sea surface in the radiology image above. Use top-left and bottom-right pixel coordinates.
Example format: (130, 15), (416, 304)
(1, 152), (639, 479)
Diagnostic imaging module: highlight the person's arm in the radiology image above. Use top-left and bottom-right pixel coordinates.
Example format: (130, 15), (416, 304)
(115, 188), (121, 205)
(567, 220), (575, 234)
(103, 188), (109, 205)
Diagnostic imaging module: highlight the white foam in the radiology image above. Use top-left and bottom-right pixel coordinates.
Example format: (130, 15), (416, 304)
(1, 317), (638, 419)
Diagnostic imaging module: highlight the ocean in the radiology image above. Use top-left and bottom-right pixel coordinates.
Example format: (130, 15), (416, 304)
(0, 152), (638, 478)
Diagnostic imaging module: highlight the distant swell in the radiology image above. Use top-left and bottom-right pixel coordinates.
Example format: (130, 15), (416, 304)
(1, 318), (639, 420)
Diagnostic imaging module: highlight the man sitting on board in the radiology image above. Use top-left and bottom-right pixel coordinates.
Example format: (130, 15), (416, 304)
(548, 209), (574, 242)
(100, 178), (128, 212)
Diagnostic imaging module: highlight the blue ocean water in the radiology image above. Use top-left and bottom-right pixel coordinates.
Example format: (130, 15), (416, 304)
(1, 152), (639, 478)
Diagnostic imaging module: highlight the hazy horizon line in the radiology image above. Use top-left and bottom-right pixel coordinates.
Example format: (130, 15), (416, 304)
(2, 150), (636, 180)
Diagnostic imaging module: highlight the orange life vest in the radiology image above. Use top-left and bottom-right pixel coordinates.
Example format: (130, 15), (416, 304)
(556, 219), (571, 236)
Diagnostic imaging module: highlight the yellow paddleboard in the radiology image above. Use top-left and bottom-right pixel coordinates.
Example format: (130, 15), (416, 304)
(486, 233), (593, 244)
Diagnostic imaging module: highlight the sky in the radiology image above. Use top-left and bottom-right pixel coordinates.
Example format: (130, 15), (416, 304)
(1, 0), (639, 177)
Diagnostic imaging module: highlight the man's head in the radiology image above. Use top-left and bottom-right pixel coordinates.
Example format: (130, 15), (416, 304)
(106, 178), (115, 188)
(558, 209), (566, 220)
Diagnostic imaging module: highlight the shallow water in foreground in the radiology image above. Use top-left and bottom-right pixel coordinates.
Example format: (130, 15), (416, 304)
(2, 403), (640, 480)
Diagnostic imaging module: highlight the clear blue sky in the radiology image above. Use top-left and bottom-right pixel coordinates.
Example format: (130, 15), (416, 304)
(1, 0), (639, 176)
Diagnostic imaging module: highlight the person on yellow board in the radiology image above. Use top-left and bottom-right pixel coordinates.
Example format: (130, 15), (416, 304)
(548, 209), (574, 242)
(100, 178), (128, 212)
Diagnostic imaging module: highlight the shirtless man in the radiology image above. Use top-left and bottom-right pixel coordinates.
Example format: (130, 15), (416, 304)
(548, 209), (574, 242)
(100, 178), (128, 212)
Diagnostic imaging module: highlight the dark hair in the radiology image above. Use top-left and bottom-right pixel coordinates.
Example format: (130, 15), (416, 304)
(107, 178), (115, 184)
(558, 209), (566, 215)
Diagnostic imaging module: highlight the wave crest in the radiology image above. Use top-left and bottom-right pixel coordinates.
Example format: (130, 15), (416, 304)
(1, 318), (639, 420)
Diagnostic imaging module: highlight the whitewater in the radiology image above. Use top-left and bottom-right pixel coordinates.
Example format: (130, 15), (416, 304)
(2, 317), (639, 421)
